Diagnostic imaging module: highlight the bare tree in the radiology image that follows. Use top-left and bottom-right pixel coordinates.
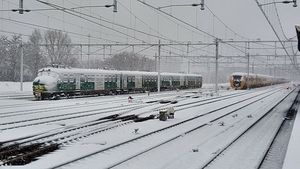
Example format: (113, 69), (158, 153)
(0, 36), (9, 80)
(44, 30), (78, 67)
(24, 29), (46, 79)
(137, 55), (155, 71)
(104, 51), (155, 71)
(6, 35), (22, 81)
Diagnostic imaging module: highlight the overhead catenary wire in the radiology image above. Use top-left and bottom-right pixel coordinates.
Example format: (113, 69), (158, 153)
(34, 0), (201, 58)
(1, 0), (124, 44)
(0, 0), (297, 74)
(0, 0), (247, 60)
(255, 0), (299, 73)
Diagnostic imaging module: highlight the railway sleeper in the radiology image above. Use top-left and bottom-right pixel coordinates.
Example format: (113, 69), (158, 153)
(116, 114), (156, 122)
(96, 114), (119, 121)
(113, 114), (138, 121)
(0, 143), (42, 160)
(2, 144), (60, 166)
(0, 143), (20, 155)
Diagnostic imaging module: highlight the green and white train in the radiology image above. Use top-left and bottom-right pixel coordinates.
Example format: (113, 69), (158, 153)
(33, 67), (202, 100)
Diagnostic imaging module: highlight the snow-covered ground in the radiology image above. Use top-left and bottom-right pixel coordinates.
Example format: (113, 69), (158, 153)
(0, 81), (298, 169)
(0, 82), (32, 93)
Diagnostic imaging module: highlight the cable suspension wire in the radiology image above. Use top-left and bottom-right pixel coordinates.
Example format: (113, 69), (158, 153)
(0, 16), (123, 44)
(2, 0), (158, 45)
(2, 0), (293, 69)
(118, 1), (218, 57)
(1, 0), (124, 44)
(137, 0), (216, 39)
(0, 0), (232, 62)
(63, 0), (186, 44)
(136, 0), (261, 57)
(36, 0), (204, 60)
(204, 5), (250, 41)
(255, 0), (299, 72)
(37, 0), (149, 43)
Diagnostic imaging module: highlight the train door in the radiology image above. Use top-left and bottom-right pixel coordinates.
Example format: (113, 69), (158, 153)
(95, 74), (104, 90)
(80, 74), (88, 90)
(127, 76), (135, 89)
(180, 75), (184, 87)
(75, 74), (80, 91)
(123, 75), (127, 89)
(136, 75), (142, 89)
(116, 74), (121, 89)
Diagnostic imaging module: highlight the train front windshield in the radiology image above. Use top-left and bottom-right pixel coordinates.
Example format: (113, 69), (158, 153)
(233, 75), (242, 87)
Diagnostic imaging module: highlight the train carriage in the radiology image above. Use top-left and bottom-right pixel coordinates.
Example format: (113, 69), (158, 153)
(230, 72), (289, 90)
(33, 66), (202, 100)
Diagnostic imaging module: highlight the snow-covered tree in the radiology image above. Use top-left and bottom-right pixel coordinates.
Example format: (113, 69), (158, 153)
(24, 29), (46, 79)
(44, 30), (78, 67)
(103, 51), (155, 71)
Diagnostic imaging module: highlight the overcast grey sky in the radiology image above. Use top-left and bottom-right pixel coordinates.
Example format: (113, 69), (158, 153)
(1, 0), (299, 75)
(1, 1), (298, 40)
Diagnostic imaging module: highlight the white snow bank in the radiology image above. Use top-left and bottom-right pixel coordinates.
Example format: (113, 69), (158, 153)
(0, 81), (32, 92)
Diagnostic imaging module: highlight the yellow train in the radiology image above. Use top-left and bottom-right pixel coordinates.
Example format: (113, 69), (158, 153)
(230, 72), (288, 90)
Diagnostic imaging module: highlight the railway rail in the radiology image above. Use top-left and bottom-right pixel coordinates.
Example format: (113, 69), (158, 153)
(200, 88), (299, 169)
(0, 86), (296, 168)
(37, 88), (289, 168)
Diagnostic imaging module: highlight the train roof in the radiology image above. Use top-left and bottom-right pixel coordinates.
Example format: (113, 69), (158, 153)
(38, 67), (122, 75)
(231, 72), (286, 79)
(38, 67), (202, 77)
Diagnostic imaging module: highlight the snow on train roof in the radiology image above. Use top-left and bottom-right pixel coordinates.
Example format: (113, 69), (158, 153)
(120, 70), (201, 77)
(39, 67), (122, 75)
(38, 67), (202, 77)
(230, 72), (286, 79)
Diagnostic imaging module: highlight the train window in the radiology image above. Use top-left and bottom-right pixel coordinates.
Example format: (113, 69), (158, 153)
(69, 74), (74, 83)
(89, 75), (95, 82)
(80, 76), (85, 82)
(132, 76), (135, 82)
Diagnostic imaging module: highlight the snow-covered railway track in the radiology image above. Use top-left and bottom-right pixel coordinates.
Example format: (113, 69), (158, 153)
(0, 119), (134, 166)
(0, 86), (295, 168)
(258, 94), (300, 169)
(45, 89), (286, 168)
(0, 95), (140, 116)
(0, 99), (139, 120)
(200, 88), (298, 169)
(0, 90), (249, 131)
(0, 102), (161, 166)
(0, 93), (33, 100)
(0, 103), (147, 131)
